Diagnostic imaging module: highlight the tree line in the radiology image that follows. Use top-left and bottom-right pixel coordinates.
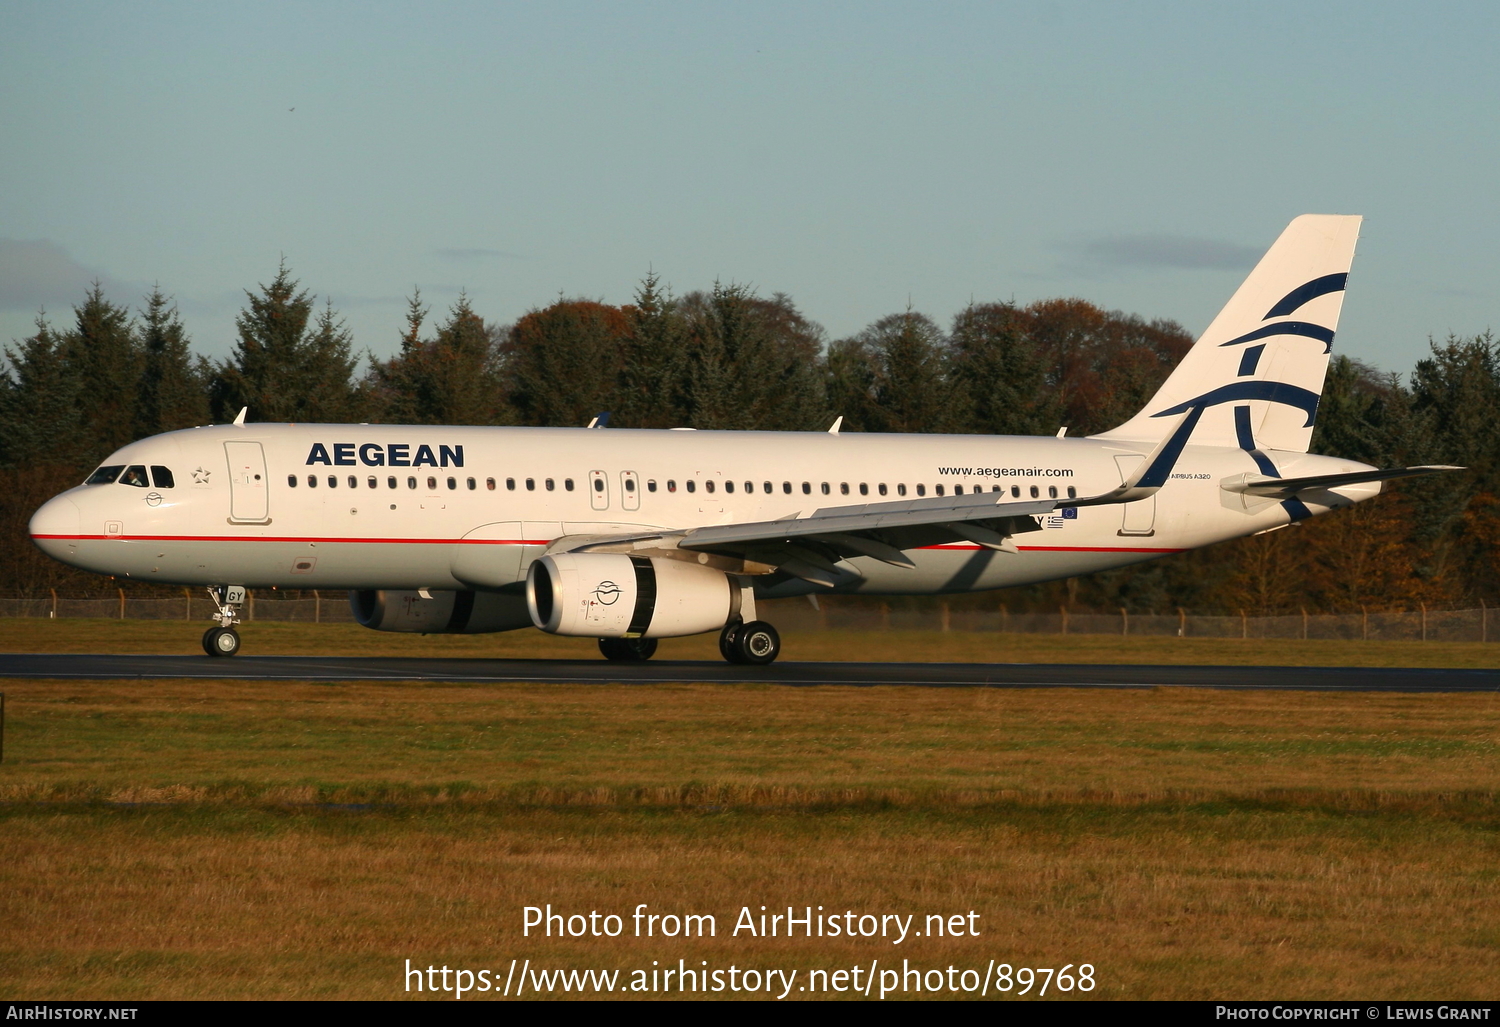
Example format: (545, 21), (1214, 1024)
(3, 263), (1496, 614)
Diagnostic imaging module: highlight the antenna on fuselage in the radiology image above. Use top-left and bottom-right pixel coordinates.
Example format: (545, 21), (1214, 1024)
(233, 407), (248, 427)
(827, 416), (843, 435)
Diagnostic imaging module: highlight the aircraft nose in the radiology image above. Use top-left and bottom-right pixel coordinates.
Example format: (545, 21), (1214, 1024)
(30, 494), (81, 560)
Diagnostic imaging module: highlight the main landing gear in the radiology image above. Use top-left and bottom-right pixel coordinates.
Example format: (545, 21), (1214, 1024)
(202, 585), (246, 658)
(718, 620), (781, 665)
(598, 637), (659, 662)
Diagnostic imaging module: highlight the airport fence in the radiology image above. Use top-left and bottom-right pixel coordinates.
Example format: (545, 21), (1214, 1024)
(2, 589), (1498, 642)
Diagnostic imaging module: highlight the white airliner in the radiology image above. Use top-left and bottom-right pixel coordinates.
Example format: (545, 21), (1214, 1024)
(29, 215), (1455, 663)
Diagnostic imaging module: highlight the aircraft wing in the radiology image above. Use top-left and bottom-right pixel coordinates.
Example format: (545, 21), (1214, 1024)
(1221, 464), (1463, 500)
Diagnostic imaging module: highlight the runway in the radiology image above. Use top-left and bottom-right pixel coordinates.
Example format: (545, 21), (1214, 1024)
(0, 653), (1496, 691)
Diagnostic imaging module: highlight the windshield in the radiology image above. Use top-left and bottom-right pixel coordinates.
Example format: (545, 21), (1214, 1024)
(119, 465), (150, 488)
(85, 465), (124, 485)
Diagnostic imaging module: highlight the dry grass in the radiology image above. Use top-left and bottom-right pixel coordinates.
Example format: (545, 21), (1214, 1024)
(3, 617), (1500, 667)
(1, 680), (1499, 999)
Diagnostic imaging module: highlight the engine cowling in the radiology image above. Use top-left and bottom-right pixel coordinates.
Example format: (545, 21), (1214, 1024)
(527, 553), (735, 638)
(349, 589), (532, 633)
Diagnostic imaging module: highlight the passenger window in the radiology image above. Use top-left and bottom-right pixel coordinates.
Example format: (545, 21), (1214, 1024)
(705, 480), (716, 493)
(328, 476), (337, 488)
(647, 480), (657, 493)
(878, 483), (887, 496)
(287, 475), (297, 487)
(487, 478), (496, 490)
(407, 476), (417, 489)
(628, 479), (639, 494)
(916, 484), (925, 497)
(347, 476), (357, 488)
(783, 482), (792, 494)
(1048, 485), (1057, 499)
(388, 476), (397, 489)
(449, 477), (458, 490)
(527, 478), (536, 491)
(369, 476), (378, 489)
(565, 479), (575, 491)
(724, 480), (734, 494)
(840, 483), (849, 495)
(467, 477), (475, 490)
(802, 482), (811, 494)
(859, 483), (868, 496)
(667, 479), (677, 492)
(1030, 485), (1039, 498)
(686, 480), (696, 493)
(936, 484), (945, 496)
(85, 465), (125, 485)
(820, 482), (829, 495)
(150, 466), (175, 488)
(1011, 486), (1021, 498)
(1067, 486), (1076, 499)
(763, 482), (772, 494)
(897, 484), (907, 496)
(506, 478), (515, 490)
(308, 475), (317, 488)
(954, 485), (963, 495)
(992, 485), (1001, 492)
(120, 465), (149, 488)
(424, 476), (435, 490)
(545, 478), (554, 491)
(746, 481), (754, 494)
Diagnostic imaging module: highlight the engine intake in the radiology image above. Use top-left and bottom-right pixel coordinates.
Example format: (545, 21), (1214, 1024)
(349, 589), (532, 633)
(527, 553), (735, 638)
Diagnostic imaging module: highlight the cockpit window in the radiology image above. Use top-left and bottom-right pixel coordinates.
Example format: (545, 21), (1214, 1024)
(150, 466), (175, 489)
(119, 465), (150, 488)
(85, 465), (125, 485)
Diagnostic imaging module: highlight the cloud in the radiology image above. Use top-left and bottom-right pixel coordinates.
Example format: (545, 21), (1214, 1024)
(0, 238), (134, 310)
(434, 247), (527, 262)
(1071, 234), (1262, 272)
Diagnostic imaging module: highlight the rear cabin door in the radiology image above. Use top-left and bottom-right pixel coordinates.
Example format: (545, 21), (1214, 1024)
(225, 441), (270, 523)
(589, 470), (609, 511)
(1113, 454), (1156, 537)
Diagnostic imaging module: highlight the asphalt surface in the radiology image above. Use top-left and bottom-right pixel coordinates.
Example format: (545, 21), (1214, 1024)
(0, 653), (1495, 691)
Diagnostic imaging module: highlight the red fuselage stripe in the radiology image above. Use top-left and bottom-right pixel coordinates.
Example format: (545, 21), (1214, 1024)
(32, 533), (1183, 554)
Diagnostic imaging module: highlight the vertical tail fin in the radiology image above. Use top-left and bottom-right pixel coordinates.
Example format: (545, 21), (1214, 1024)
(1095, 214), (1362, 453)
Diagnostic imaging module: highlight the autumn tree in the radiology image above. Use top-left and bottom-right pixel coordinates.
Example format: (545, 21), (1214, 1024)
(502, 299), (627, 427)
(948, 302), (1058, 436)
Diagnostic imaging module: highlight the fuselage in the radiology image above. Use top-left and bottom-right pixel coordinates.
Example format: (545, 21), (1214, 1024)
(29, 422), (1379, 599)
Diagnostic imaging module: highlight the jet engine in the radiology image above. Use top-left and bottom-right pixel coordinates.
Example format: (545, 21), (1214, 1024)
(527, 553), (737, 638)
(350, 589), (532, 633)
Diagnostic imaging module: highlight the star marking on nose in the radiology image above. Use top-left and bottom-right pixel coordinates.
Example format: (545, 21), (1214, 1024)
(192, 467), (211, 485)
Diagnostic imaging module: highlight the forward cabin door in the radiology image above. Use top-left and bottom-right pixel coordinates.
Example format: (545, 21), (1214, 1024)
(225, 441), (270, 523)
(620, 470), (640, 511)
(1113, 454), (1156, 537)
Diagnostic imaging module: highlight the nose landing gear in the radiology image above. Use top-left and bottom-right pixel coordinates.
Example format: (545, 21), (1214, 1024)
(202, 585), (246, 657)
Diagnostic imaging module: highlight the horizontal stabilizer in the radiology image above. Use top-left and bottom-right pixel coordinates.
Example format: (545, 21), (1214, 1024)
(1222, 465), (1463, 499)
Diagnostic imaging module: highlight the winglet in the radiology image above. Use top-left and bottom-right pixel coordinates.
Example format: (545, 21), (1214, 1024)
(587, 412), (611, 429)
(233, 407), (248, 427)
(828, 416), (843, 435)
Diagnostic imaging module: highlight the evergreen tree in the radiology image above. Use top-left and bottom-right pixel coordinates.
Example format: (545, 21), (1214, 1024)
(210, 261), (358, 423)
(827, 310), (961, 433)
(616, 272), (690, 428)
(0, 314), (85, 469)
(679, 283), (826, 431)
(63, 282), (141, 461)
(368, 291), (506, 424)
(948, 302), (1058, 436)
(136, 287), (209, 437)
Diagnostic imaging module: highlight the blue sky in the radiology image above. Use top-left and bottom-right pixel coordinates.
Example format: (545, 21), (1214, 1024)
(1, 1), (1496, 376)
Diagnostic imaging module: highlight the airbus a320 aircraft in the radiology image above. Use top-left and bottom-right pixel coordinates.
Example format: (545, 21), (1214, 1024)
(29, 215), (1456, 663)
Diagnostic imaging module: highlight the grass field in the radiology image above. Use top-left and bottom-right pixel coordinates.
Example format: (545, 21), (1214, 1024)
(2, 652), (1499, 1001)
(4, 616), (1500, 667)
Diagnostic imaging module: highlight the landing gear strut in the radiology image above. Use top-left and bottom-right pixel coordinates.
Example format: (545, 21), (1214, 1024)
(719, 620), (780, 665)
(202, 585), (246, 658)
(599, 637), (659, 662)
